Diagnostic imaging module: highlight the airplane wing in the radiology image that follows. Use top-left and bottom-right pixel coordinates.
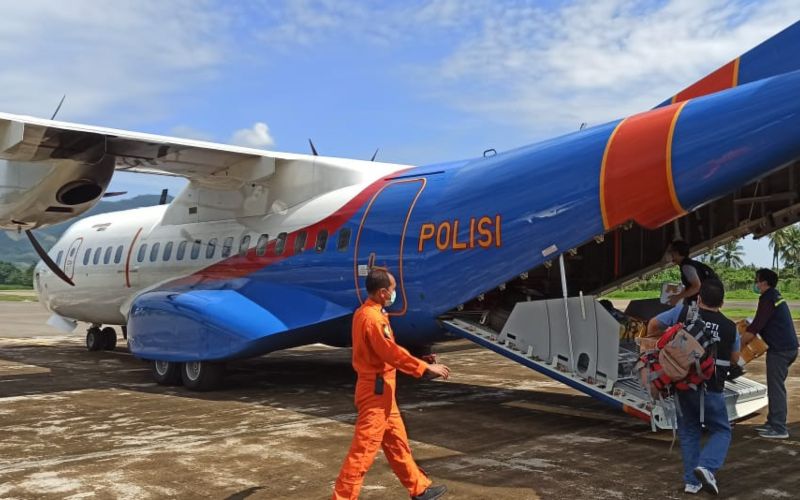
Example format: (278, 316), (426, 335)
(0, 111), (311, 185)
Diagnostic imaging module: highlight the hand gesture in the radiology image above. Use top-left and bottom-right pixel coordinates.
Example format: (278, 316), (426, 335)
(425, 363), (450, 380)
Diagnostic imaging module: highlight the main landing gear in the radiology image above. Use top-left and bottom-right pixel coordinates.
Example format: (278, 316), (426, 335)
(150, 360), (224, 391)
(86, 324), (118, 351)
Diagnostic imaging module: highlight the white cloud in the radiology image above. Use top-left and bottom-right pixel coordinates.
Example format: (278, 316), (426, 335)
(423, 0), (798, 136)
(0, 0), (230, 124)
(230, 122), (275, 148)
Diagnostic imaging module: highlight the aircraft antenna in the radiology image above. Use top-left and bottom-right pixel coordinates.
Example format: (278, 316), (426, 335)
(50, 95), (66, 120)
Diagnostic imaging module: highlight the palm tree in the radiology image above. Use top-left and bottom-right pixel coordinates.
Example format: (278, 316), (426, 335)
(778, 225), (800, 272)
(709, 241), (745, 268)
(768, 226), (794, 268)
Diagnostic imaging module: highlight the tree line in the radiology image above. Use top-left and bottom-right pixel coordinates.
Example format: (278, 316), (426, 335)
(0, 261), (34, 287)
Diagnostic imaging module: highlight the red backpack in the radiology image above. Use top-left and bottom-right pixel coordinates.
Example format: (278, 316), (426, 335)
(637, 314), (718, 398)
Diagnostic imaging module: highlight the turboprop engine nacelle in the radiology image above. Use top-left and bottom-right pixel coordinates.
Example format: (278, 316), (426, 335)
(0, 156), (115, 230)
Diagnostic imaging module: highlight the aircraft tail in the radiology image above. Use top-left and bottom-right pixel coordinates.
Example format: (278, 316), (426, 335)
(655, 20), (800, 108)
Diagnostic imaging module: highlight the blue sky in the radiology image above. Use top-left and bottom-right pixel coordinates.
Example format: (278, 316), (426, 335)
(1, 0), (794, 266)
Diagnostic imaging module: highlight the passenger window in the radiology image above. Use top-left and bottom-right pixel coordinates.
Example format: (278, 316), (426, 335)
(56, 251), (64, 267)
(256, 234), (269, 257)
(149, 242), (160, 262)
(93, 247), (102, 265)
(137, 244), (147, 263)
(315, 230), (328, 252)
(83, 248), (91, 266)
(191, 240), (201, 260)
(221, 237), (233, 258)
(275, 233), (288, 255)
(337, 228), (352, 252)
(114, 245), (123, 264)
(163, 241), (173, 261)
(294, 232), (307, 253)
(239, 235), (251, 257)
(206, 238), (217, 259)
(177, 241), (187, 261)
(103, 246), (112, 265)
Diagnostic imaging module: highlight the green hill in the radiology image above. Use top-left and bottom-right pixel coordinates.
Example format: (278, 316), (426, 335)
(0, 194), (171, 265)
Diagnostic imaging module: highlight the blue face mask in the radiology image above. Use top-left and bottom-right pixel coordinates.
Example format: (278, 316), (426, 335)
(753, 283), (761, 294)
(386, 289), (396, 307)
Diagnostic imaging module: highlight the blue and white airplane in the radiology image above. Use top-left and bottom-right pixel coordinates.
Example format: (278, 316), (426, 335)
(4, 21), (800, 396)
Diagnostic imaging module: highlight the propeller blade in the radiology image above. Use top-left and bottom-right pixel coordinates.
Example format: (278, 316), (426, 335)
(51, 95), (66, 120)
(370, 148), (379, 162)
(159, 188), (169, 205)
(102, 191), (128, 198)
(25, 229), (74, 286)
(308, 139), (319, 156)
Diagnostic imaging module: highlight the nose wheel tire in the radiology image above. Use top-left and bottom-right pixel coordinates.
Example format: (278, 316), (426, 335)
(86, 327), (103, 351)
(151, 360), (182, 386)
(101, 327), (117, 351)
(181, 361), (224, 391)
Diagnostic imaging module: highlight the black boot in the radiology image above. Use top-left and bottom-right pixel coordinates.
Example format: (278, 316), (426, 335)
(411, 484), (447, 500)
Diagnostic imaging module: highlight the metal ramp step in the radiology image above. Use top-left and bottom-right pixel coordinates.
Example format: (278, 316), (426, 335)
(442, 296), (768, 430)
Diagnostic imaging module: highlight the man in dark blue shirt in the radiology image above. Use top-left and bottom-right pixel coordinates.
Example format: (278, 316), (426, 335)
(742, 268), (799, 439)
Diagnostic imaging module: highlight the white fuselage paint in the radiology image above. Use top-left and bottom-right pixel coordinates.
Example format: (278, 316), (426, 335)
(34, 160), (406, 327)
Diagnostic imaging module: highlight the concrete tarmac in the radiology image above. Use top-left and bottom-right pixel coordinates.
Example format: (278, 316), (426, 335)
(1, 302), (799, 499)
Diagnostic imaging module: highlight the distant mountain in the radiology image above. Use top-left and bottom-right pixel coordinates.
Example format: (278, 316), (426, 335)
(0, 194), (172, 265)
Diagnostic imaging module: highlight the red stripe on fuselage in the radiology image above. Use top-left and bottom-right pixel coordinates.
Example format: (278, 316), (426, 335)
(164, 169), (411, 287)
(672, 59), (739, 103)
(600, 102), (686, 230)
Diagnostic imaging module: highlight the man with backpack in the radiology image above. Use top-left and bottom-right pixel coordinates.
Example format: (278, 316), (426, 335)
(646, 278), (736, 495)
(664, 240), (718, 306)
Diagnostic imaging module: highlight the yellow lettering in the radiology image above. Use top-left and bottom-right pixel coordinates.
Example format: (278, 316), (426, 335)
(452, 219), (467, 250)
(469, 217), (476, 249)
(477, 216), (493, 248)
(436, 222), (451, 251)
(495, 214), (502, 247)
(418, 223), (435, 252)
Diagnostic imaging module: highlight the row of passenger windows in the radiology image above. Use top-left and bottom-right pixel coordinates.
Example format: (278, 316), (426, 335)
(54, 228), (353, 267)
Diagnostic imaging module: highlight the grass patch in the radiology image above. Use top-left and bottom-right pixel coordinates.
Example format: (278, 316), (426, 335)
(606, 288), (800, 301)
(0, 294), (37, 302)
(0, 284), (33, 291)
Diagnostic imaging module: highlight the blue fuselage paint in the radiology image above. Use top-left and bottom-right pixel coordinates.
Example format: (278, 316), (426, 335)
(123, 70), (800, 362)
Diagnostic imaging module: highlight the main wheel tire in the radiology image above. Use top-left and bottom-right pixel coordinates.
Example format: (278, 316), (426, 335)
(151, 360), (182, 386)
(86, 328), (103, 351)
(181, 361), (224, 391)
(101, 327), (117, 351)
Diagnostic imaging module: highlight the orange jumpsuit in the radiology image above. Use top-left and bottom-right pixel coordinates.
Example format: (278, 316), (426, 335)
(332, 298), (431, 500)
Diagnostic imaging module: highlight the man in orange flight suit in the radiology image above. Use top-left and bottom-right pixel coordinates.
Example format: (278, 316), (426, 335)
(333, 268), (450, 500)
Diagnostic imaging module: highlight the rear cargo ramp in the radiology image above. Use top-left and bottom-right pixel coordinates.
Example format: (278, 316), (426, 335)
(442, 296), (767, 430)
